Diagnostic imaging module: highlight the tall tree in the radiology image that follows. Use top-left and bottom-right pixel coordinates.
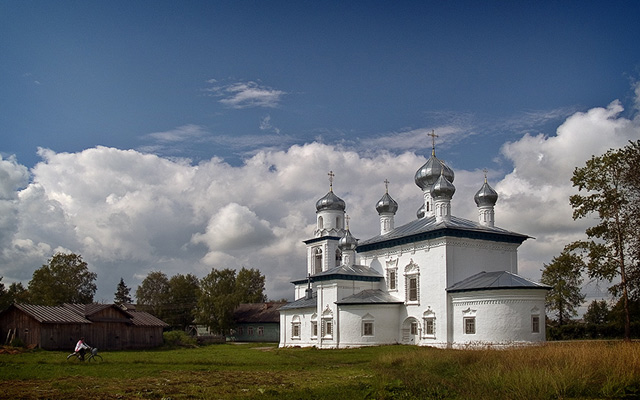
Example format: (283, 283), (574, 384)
(583, 299), (610, 325)
(195, 268), (238, 334)
(166, 273), (200, 330)
(0, 281), (29, 311)
(136, 271), (170, 319)
(114, 277), (133, 305)
(235, 267), (266, 304)
(540, 250), (586, 325)
(569, 140), (640, 340)
(27, 253), (97, 306)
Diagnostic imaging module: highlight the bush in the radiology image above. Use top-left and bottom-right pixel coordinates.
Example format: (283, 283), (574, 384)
(162, 330), (197, 347)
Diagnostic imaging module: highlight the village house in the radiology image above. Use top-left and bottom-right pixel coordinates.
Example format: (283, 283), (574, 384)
(232, 302), (285, 342)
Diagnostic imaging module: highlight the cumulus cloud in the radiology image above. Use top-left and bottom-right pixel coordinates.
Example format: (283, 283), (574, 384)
(203, 79), (286, 109)
(1, 90), (639, 303)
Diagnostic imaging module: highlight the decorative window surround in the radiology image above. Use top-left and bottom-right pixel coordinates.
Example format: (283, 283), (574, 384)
(404, 259), (420, 305)
(423, 308), (436, 338)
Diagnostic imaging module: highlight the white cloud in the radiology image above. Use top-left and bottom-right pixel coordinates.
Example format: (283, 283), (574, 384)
(146, 124), (207, 143)
(1, 90), (639, 303)
(203, 79), (286, 109)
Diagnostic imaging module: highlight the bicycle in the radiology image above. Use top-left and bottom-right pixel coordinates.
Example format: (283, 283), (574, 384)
(66, 347), (103, 362)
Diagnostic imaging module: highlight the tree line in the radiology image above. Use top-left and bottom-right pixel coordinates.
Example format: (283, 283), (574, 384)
(0, 253), (266, 334)
(542, 140), (640, 340)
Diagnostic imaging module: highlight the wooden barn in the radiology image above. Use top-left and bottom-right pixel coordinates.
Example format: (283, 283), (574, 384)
(0, 303), (168, 351)
(231, 302), (285, 342)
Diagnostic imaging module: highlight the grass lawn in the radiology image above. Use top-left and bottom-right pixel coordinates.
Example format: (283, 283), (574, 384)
(1, 341), (639, 399)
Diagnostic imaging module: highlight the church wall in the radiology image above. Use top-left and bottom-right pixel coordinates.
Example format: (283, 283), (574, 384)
(445, 238), (520, 286)
(449, 289), (546, 347)
(337, 304), (401, 347)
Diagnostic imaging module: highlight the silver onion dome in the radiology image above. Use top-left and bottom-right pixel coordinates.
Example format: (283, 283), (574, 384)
(316, 191), (346, 211)
(415, 157), (455, 190)
(416, 203), (425, 219)
(376, 192), (398, 215)
(338, 229), (358, 250)
(474, 180), (498, 207)
(431, 172), (456, 199)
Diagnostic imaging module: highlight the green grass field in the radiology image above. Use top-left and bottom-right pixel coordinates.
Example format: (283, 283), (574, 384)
(1, 341), (638, 399)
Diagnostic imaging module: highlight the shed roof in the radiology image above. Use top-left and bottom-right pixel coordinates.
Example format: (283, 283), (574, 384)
(279, 292), (317, 311)
(126, 310), (169, 327)
(336, 289), (404, 305)
(447, 271), (550, 293)
(11, 304), (91, 324)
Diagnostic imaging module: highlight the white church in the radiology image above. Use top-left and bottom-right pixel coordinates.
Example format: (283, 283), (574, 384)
(279, 136), (549, 348)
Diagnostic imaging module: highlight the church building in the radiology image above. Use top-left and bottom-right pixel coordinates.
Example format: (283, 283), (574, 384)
(279, 135), (549, 348)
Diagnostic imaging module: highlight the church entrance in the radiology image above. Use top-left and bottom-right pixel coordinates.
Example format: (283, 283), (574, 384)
(401, 317), (420, 344)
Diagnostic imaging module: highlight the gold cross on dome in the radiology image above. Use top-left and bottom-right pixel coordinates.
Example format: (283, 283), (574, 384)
(328, 170), (335, 191)
(345, 214), (350, 229)
(384, 179), (390, 193)
(427, 130), (438, 156)
(483, 168), (488, 183)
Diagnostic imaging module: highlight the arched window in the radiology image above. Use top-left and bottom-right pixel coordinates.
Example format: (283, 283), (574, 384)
(335, 249), (342, 266)
(322, 307), (333, 339)
(336, 216), (341, 229)
(291, 315), (301, 339)
(318, 216), (324, 229)
(314, 247), (323, 274)
(362, 313), (374, 337)
(423, 309), (436, 338)
(404, 260), (420, 304)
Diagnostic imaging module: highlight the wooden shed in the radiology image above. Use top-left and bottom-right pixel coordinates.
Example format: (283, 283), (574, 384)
(0, 303), (168, 351)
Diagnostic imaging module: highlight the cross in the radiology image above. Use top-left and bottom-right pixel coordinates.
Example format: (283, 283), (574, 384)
(345, 214), (350, 229)
(483, 168), (488, 183)
(328, 170), (335, 191)
(384, 179), (390, 193)
(427, 130), (438, 156)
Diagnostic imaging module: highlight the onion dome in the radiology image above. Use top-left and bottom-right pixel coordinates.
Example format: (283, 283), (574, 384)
(474, 178), (498, 207)
(416, 203), (425, 219)
(415, 157), (455, 190)
(430, 172), (456, 199)
(376, 192), (398, 215)
(338, 228), (358, 251)
(316, 190), (346, 211)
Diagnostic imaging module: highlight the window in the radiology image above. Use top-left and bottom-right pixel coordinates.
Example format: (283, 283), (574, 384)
(464, 317), (476, 334)
(424, 318), (435, 336)
(408, 278), (418, 301)
(311, 321), (318, 337)
(237, 327), (243, 336)
(292, 316), (301, 339)
(258, 326), (264, 336)
(318, 216), (323, 229)
(404, 260), (420, 304)
(335, 249), (342, 266)
(248, 326), (254, 336)
(410, 321), (418, 335)
(314, 247), (323, 274)
(531, 315), (540, 333)
(363, 321), (374, 336)
(324, 320), (333, 337)
(388, 269), (397, 290)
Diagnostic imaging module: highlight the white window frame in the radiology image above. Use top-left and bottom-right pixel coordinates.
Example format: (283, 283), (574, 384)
(404, 260), (420, 305)
(423, 309), (436, 338)
(291, 315), (301, 340)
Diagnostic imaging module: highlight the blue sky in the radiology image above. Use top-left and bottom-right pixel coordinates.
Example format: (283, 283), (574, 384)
(3, 1), (638, 169)
(1, 1), (639, 303)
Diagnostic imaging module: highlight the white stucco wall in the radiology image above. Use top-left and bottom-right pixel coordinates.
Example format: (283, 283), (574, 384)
(449, 289), (546, 348)
(337, 304), (401, 347)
